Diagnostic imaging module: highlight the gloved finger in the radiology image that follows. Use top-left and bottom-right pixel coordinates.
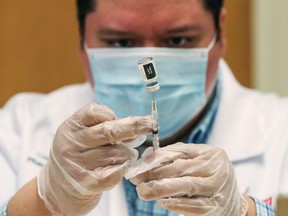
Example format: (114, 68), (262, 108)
(77, 116), (153, 147)
(127, 143), (227, 180)
(123, 135), (147, 148)
(69, 103), (117, 127)
(74, 144), (138, 170)
(130, 158), (213, 185)
(136, 176), (217, 200)
(162, 143), (222, 160)
(157, 197), (218, 216)
(90, 162), (131, 192)
(59, 162), (131, 194)
(124, 146), (186, 180)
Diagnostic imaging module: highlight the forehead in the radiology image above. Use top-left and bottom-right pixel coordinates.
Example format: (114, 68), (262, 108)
(96, 0), (205, 11)
(86, 0), (213, 35)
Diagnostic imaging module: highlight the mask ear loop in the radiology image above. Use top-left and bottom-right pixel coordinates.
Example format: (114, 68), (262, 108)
(207, 34), (217, 51)
(84, 42), (90, 57)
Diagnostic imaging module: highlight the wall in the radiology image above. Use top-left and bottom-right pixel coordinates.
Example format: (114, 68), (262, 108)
(0, 1), (85, 106)
(252, 0), (288, 96)
(224, 0), (251, 88)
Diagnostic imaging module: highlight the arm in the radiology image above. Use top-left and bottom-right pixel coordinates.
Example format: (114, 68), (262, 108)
(244, 195), (256, 216)
(7, 178), (51, 216)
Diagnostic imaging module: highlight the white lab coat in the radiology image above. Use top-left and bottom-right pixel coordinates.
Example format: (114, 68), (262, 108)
(0, 60), (288, 215)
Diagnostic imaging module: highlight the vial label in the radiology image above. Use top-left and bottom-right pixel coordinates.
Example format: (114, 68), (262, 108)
(143, 63), (156, 79)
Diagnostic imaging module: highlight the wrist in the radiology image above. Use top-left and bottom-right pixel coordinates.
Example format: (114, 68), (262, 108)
(8, 178), (52, 216)
(243, 195), (257, 216)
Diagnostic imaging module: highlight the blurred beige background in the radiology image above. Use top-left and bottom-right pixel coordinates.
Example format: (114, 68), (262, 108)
(252, 0), (288, 96)
(1, 1), (252, 106)
(0, 1), (85, 106)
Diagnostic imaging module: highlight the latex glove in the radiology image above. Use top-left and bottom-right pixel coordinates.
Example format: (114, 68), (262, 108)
(37, 103), (153, 216)
(129, 143), (249, 216)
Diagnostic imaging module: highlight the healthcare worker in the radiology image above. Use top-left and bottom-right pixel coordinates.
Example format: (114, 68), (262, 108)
(0, 0), (286, 215)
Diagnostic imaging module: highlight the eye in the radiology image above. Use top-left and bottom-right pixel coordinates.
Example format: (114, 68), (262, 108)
(107, 39), (133, 48)
(168, 37), (191, 47)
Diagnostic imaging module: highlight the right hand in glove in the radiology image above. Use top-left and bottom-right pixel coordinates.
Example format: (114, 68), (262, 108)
(37, 103), (153, 216)
(128, 143), (249, 216)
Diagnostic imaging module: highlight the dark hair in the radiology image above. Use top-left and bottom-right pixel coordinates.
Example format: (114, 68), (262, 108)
(76, 0), (224, 44)
(76, 0), (96, 45)
(202, 0), (224, 40)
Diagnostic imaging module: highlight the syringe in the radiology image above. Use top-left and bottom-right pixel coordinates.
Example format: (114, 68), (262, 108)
(138, 57), (160, 151)
(151, 95), (159, 150)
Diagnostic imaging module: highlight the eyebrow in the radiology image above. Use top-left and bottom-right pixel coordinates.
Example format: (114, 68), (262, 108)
(97, 24), (203, 37)
(166, 24), (203, 34)
(97, 28), (133, 37)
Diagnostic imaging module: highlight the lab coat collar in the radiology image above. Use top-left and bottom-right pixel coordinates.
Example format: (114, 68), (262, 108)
(208, 60), (265, 163)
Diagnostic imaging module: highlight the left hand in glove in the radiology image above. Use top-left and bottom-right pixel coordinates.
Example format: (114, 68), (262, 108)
(129, 143), (249, 216)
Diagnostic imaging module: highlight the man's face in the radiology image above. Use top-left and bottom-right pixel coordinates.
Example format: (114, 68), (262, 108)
(82, 0), (226, 95)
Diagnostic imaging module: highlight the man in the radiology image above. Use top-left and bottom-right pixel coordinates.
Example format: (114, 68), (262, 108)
(0, 0), (285, 215)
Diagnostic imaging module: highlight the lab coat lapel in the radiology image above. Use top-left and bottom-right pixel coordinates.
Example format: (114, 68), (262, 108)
(207, 60), (266, 194)
(208, 60), (265, 162)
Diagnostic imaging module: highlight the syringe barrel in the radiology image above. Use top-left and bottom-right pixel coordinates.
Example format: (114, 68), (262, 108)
(151, 100), (159, 132)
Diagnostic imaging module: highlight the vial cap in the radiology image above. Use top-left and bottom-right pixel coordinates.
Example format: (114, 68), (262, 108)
(146, 82), (160, 92)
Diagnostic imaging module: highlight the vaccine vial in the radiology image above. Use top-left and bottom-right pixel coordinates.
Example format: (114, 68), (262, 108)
(138, 57), (160, 92)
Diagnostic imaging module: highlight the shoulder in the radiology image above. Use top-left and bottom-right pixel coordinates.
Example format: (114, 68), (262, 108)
(45, 82), (94, 103)
(250, 90), (288, 136)
(211, 61), (288, 160)
(3, 83), (93, 114)
(232, 81), (288, 131)
(219, 59), (288, 125)
(2, 83), (95, 131)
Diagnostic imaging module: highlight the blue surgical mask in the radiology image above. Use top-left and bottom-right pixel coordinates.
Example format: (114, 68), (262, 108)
(87, 36), (216, 140)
